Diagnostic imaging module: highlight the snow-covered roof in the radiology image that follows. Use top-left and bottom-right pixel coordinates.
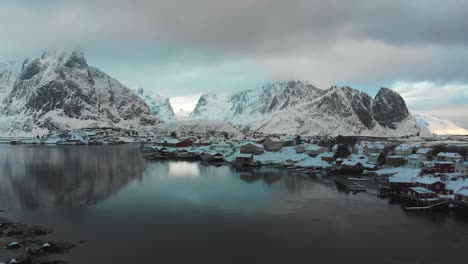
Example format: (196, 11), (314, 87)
(416, 177), (442, 185)
(369, 153), (381, 157)
(321, 152), (334, 158)
(395, 145), (413, 151)
(342, 160), (361, 166)
(407, 154), (422, 159)
(410, 187), (435, 194)
(389, 176), (415, 183)
(416, 148), (433, 154)
(367, 144), (384, 150)
(305, 145), (324, 151)
(446, 179), (468, 192)
(435, 161), (455, 165)
(265, 137), (282, 142)
(456, 187), (468, 196)
(240, 142), (264, 149)
(436, 152), (462, 158)
(164, 138), (181, 144)
(234, 153), (253, 158)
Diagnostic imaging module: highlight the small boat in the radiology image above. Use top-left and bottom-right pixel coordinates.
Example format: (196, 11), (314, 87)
(348, 177), (368, 181)
(9, 140), (22, 145)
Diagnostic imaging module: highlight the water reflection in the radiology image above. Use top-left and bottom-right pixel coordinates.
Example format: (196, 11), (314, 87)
(0, 145), (147, 209)
(0, 145), (340, 215)
(168, 162), (200, 178)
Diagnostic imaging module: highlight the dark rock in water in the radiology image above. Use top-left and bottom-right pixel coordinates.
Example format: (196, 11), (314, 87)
(6, 242), (21, 249)
(0, 217), (75, 264)
(6, 229), (23, 236)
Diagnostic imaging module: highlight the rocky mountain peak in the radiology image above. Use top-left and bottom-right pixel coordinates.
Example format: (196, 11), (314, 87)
(372, 87), (410, 129)
(134, 88), (175, 122)
(0, 50), (159, 136)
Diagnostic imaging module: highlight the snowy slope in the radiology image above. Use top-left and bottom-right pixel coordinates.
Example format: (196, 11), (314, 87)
(415, 114), (468, 135)
(190, 81), (421, 137)
(135, 88), (175, 122)
(0, 50), (159, 136)
(0, 60), (23, 102)
(175, 108), (191, 121)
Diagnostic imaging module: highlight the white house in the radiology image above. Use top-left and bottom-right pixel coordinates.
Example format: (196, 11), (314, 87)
(456, 161), (468, 175)
(416, 148), (433, 159)
(364, 144), (385, 155)
(436, 152), (463, 162)
(394, 145), (414, 156)
(407, 154), (426, 169)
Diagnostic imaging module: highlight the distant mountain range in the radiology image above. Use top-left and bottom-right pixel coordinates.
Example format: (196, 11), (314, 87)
(1, 50), (463, 137)
(188, 81), (421, 137)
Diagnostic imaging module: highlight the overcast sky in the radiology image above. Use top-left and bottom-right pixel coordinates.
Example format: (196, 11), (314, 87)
(1, 0), (467, 127)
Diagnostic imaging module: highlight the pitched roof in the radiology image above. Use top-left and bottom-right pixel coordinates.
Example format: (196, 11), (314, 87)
(410, 187), (435, 194)
(241, 142), (264, 149)
(437, 152), (462, 158)
(407, 154), (422, 159)
(164, 138), (181, 144)
(416, 148), (433, 154)
(416, 177), (442, 185)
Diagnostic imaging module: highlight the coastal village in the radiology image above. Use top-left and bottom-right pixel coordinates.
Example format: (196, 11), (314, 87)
(5, 127), (468, 212)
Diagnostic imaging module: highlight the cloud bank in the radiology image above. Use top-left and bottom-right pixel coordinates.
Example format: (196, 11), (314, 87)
(0, 0), (467, 125)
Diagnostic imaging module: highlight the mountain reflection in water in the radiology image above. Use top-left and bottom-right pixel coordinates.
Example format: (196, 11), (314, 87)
(1, 145), (468, 264)
(0, 145), (147, 209)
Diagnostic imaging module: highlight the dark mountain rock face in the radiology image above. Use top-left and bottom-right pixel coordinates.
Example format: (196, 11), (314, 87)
(0, 50), (159, 135)
(372, 87), (411, 129)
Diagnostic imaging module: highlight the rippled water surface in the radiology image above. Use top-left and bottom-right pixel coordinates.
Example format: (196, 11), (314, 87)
(1, 144), (467, 263)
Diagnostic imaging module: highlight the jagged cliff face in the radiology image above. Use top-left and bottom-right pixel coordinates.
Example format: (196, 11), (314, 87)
(189, 81), (420, 136)
(0, 50), (159, 136)
(135, 88), (175, 122)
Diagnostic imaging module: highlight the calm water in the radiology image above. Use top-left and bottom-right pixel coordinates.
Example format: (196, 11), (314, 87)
(1, 145), (467, 264)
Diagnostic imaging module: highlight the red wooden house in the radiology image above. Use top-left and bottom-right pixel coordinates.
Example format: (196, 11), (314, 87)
(339, 160), (364, 174)
(434, 161), (455, 173)
(162, 138), (193, 148)
(416, 177), (452, 195)
(388, 176), (416, 191)
(402, 187), (436, 200)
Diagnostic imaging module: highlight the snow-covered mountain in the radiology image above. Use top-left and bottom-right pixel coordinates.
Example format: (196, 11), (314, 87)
(174, 108), (191, 121)
(135, 88), (175, 122)
(189, 81), (421, 136)
(415, 114), (468, 135)
(0, 50), (159, 136)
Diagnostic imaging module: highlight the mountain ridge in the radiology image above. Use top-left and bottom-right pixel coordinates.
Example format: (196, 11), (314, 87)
(189, 81), (421, 136)
(0, 50), (160, 136)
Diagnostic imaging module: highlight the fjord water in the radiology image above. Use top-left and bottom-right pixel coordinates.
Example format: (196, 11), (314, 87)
(1, 145), (467, 263)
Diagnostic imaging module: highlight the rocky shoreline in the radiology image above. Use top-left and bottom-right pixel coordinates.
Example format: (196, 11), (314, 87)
(0, 217), (80, 264)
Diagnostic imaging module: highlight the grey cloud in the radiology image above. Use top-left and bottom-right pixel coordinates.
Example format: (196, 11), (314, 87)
(1, 0), (468, 88)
